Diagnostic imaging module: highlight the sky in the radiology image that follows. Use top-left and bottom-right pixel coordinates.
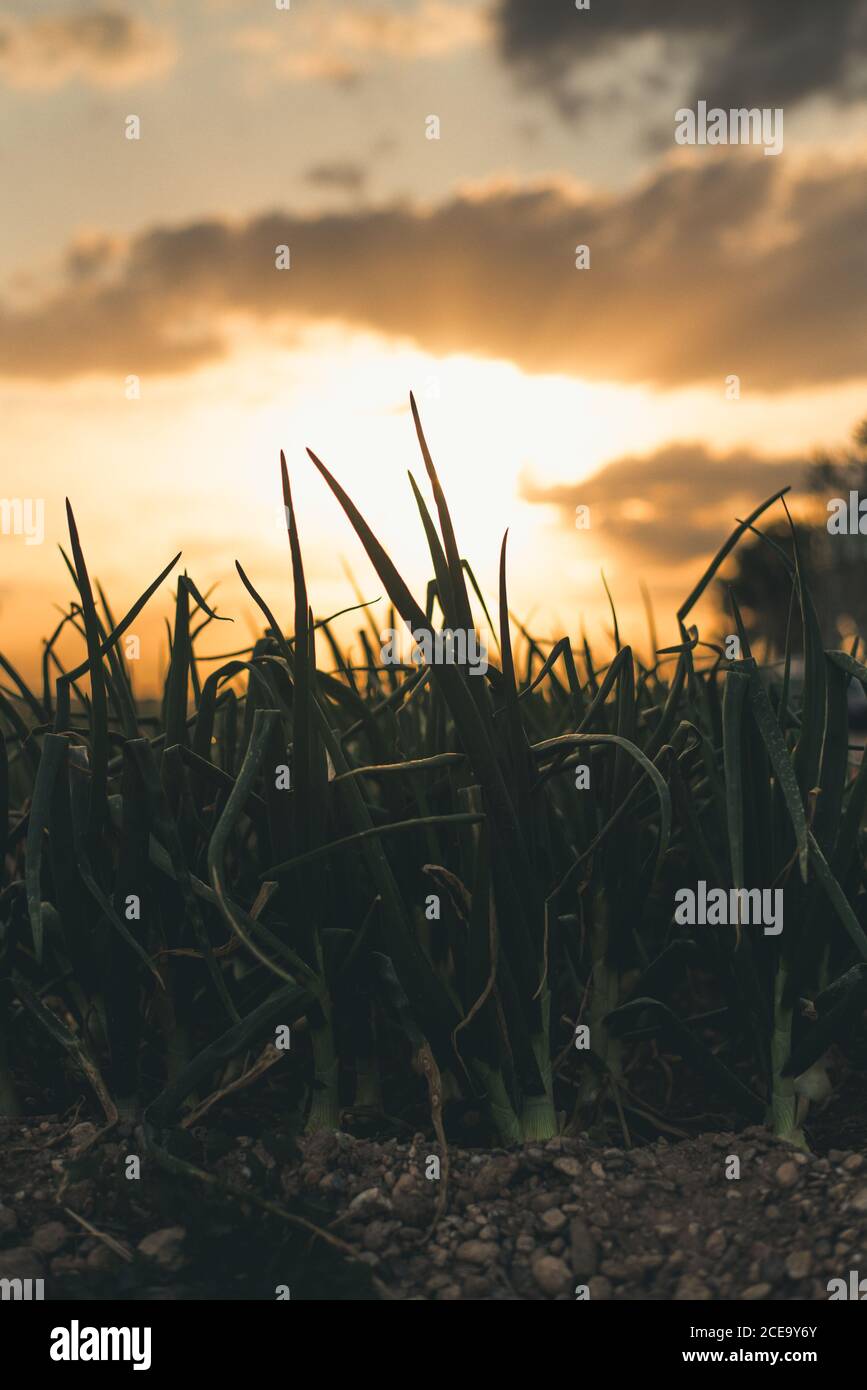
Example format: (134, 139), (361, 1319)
(2, 0), (867, 690)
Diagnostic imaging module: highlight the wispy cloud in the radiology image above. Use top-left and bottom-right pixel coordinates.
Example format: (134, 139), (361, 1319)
(520, 442), (805, 563)
(303, 161), (367, 193)
(233, 1), (489, 85)
(0, 8), (176, 89)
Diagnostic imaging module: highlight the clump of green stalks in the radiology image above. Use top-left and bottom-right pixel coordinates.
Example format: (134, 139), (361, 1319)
(1, 396), (866, 1154)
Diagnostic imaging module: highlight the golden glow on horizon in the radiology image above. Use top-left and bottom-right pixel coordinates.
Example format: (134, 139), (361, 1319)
(2, 325), (863, 693)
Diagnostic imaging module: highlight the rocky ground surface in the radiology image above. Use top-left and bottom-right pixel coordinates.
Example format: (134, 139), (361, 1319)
(2, 1099), (867, 1300)
(268, 1126), (867, 1301)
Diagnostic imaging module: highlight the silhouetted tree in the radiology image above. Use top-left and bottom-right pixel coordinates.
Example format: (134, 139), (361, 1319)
(719, 420), (867, 656)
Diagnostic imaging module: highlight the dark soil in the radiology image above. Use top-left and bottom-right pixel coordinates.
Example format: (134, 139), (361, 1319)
(2, 1077), (866, 1300)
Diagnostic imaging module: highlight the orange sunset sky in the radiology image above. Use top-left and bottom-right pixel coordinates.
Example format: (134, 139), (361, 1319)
(2, 1), (867, 689)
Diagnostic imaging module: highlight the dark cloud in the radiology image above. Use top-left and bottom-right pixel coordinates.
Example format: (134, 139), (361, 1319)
(496, 0), (867, 112)
(0, 9), (176, 88)
(2, 155), (866, 390)
(520, 442), (806, 563)
(64, 233), (125, 282)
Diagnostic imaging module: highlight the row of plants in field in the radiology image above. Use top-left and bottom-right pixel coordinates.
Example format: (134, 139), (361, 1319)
(2, 396), (866, 1160)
